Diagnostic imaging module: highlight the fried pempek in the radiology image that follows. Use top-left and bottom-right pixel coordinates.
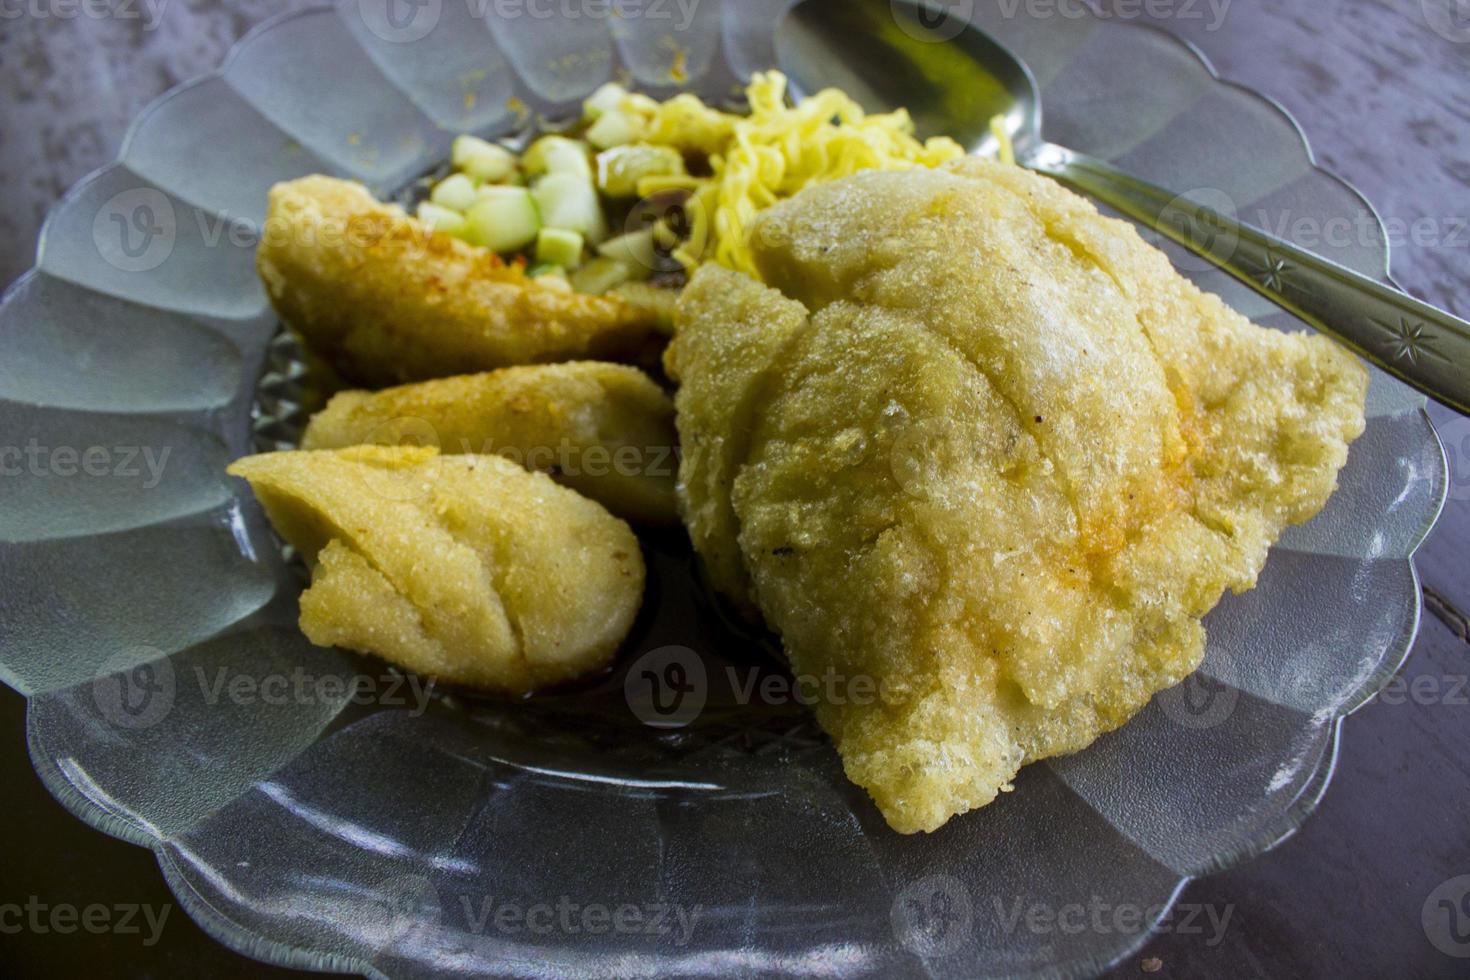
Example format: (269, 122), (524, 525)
(667, 159), (1367, 833)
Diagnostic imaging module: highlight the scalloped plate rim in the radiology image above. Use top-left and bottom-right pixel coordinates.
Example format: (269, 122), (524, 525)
(4, 4), (1449, 977)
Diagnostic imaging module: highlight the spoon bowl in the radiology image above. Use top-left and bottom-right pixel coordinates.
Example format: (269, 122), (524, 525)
(777, 0), (1040, 156)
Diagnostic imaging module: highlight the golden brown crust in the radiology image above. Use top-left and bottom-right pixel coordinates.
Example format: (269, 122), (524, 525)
(229, 445), (645, 694)
(302, 362), (679, 524)
(664, 267), (812, 607)
(257, 176), (660, 387)
(673, 160), (1367, 833)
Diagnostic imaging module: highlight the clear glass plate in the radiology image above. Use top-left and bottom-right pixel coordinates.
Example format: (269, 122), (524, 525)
(0, 2), (1447, 977)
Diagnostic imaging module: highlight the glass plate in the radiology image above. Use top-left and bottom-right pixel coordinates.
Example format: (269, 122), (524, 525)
(0, 2), (1447, 977)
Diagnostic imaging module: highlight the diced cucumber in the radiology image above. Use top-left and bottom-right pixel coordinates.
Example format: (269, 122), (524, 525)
(571, 256), (639, 295)
(465, 186), (541, 253)
(583, 82), (628, 122)
(416, 202), (470, 237)
(452, 135), (517, 182)
(523, 136), (593, 181)
(536, 228), (585, 269)
(531, 174), (608, 243)
(587, 108), (644, 150)
(596, 228), (658, 273)
(596, 144), (687, 198)
(430, 173), (479, 212)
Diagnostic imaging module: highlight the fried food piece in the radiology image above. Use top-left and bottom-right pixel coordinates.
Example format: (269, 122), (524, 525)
(301, 363), (679, 525)
(668, 159), (1367, 833)
(257, 176), (660, 387)
(228, 445), (644, 694)
(669, 272), (810, 610)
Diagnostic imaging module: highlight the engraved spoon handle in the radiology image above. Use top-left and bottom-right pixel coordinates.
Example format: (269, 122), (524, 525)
(1025, 142), (1470, 414)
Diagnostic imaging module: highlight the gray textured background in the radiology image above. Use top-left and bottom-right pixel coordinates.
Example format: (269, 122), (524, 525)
(0, 1), (1467, 977)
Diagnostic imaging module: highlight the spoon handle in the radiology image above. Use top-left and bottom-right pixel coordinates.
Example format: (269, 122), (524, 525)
(1024, 142), (1470, 415)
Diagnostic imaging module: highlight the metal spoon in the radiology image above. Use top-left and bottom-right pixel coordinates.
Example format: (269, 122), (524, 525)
(778, 0), (1470, 414)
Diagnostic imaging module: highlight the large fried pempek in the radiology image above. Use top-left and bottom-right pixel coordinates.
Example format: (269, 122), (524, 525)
(668, 159), (1367, 833)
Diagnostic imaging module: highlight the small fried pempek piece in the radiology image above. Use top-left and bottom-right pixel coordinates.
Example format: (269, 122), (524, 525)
(229, 445), (645, 694)
(257, 176), (660, 387)
(302, 362), (679, 525)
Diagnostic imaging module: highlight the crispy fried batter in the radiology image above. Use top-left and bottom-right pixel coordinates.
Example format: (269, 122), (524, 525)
(257, 176), (660, 387)
(668, 159), (1367, 834)
(229, 446), (645, 694)
(302, 363), (679, 525)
